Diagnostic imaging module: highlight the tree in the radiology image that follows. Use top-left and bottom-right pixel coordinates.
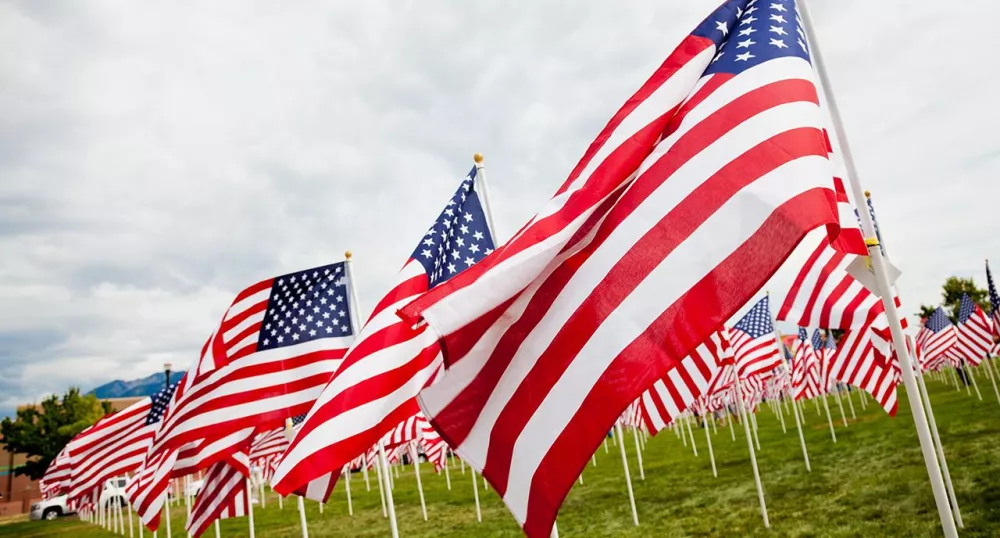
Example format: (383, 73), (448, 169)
(918, 276), (991, 324)
(0, 388), (113, 481)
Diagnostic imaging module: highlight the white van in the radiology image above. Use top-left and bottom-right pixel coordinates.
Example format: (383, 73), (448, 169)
(29, 495), (75, 521)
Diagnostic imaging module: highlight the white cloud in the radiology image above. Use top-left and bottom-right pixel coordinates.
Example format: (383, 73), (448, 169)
(1, 0), (998, 416)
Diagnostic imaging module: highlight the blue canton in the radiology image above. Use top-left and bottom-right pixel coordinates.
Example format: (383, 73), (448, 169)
(798, 326), (808, 342)
(413, 166), (496, 289)
(811, 329), (824, 350)
(257, 262), (353, 352)
(957, 294), (976, 325)
(987, 262), (1000, 315)
(734, 296), (774, 338)
(146, 381), (179, 426)
(825, 331), (836, 351)
(703, 0), (810, 76)
(854, 195), (886, 255)
(925, 307), (953, 333)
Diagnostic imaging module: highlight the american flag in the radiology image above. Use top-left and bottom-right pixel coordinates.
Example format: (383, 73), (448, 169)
(249, 413), (306, 480)
(397, 1), (866, 534)
(186, 451), (252, 538)
(828, 319), (898, 414)
(130, 260), (355, 529)
(986, 260), (1000, 343)
(272, 168), (495, 496)
(951, 293), (992, 366)
(729, 296), (782, 378)
(792, 327), (819, 400)
(637, 330), (732, 435)
(66, 382), (178, 505)
(916, 308), (957, 368)
(40, 447), (72, 500)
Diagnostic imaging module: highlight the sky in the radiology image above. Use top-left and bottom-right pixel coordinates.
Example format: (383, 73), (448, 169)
(1, 0), (998, 419)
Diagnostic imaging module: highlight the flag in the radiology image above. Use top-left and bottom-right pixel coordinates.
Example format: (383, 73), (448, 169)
(186, 452), (252, 538)
(916, 308), (958, 367)
(986, 260), (1000, 343)
(637, 330), (732, 435)
(272, 168), (496, 495)
(131, 260), (354, 529)
(952, 293), (992, 366)
(792, 327), (819, 400)
(397, 1), (866, 534)
(66, 382), (178, 505)
(827, 319), (899, 414)
(40, 447), (72, 500)
(729, 296), (782, 378)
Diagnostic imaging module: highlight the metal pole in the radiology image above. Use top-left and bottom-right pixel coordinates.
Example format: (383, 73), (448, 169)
(735, 375), (769, 527)
(614, 423), (639, 527)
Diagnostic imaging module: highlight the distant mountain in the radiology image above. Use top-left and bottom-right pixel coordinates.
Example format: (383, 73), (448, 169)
(87, 371), (186, 399)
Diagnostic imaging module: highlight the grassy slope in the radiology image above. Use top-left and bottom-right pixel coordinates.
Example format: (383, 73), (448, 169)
(4, 372), (999, 537)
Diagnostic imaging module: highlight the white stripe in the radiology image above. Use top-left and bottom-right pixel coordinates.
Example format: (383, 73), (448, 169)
(225, 287), (272, 324)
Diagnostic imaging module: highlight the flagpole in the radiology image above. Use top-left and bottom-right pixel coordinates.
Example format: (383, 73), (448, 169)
(377, 443), (400, 538)
(284, 419), (309, 538)
(245, 478), (256, 538)
(703, 413), (718, 478)
(343, 466), (353, 516)
(164, 488), (172, 538)
(362, 461), (371, 491)
(374, 455), (387, 518)
(981, 348), (1000, 405)
(473, 153), (500, 243)
(471, 466), (482, 523)
(734, 375), (769, 527)
(614, 423), (639, 527)
(410, 441), (428, 521)
(799, 3), (958, 535)
(443, 455), (452, 490)
(631, 427), (645, 481)
(843, 386), (857, 419)
(864, 191), (964, 528)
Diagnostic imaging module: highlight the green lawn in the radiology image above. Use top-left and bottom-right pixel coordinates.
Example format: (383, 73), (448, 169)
(4, 371), (999, 537)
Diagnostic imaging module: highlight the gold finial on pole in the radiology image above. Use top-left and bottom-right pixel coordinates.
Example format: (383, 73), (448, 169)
(345, 251), (352, 260)
(864, 190), (871, 198)
(473, 153), (484, 164)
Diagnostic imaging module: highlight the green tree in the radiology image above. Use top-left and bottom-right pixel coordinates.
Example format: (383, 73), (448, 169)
(917, 276), (990, 324)
(0, 388), (113, 481)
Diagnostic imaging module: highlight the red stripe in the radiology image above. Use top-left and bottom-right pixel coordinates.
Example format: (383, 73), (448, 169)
(778, 238), (826, 322)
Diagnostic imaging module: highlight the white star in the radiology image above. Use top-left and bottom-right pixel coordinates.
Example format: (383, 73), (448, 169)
(443, 219), (452, 228)
(469, 243), (480, 253)
(325, 326), (333, 334)
(737, 38), (755, 49)
(735, 51), (754, 62)
(460, 224), (469, 234)
(715, 20), (728, 36)
(444, 208), (454, 216)
(423, 238), (434, 246)
(473, 231), (484, 241)
(770, 14), (786, 24)
(323, 312), (331, 319)
(770, 2), (786, 12)
(316, 319), (324, 326)
(485, 248), (494, 256)
(456, 237), (465, 247)
(738, 26), (757, 36)
(263, 339), (269, 346)
(277, 335), (285, 343)
(309, 329), (317, 337)
(338, 310), (345, 317)
(306, 315), (314, 322)
(336, 295), (343, 302)
(447, 263), (457, 273)
(741, 15), (757, 25)
(421, 249), (432, 258)
(712, 51), (724, 64)
(797, 38), (807, 51)
(292, 333), (300, 341)
(299, 324), (307, 332)
(463, 212), (473, 222)
(292, 317), (299, 325)
(769, 38), (787, 48)
(320, 297), (327, 305)
(452, 250), (460, 260)
(465, 257), (474, 266)
(341, 325), (348, 332)
(770, 25), (787, 36)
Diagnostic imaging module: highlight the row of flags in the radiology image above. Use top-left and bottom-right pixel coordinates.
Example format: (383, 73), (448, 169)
(37, 1), (995, 536)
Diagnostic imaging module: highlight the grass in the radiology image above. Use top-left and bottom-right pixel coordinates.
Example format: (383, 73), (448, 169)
(3, 370), (999, 537)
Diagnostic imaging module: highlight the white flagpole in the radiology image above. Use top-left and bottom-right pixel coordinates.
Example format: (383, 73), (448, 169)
(284, 419), (309, 538)
(734, 375), (769, 527)
(749, 408), (761, 451)
(246, 478), (256, 538)
(614, 423), (639, 527)
(213, 521), (220, 538)
(857, 386), (868, 410)
(461, 457), (466, 474)
(410, 442), (428, 521)
(982, 350), (1000, 406)
(678, 418), (688, 447)
(592, 453), (597, 467)
(820, 390), (837, 443)
(711, 412), (718, 435)
(685, 414), (699, 457)
(443, 455), (452, 490)
(473, 153), (500, 243)
(278, 491), (283, 510)
(631, 427), (645, 481)
(832, 385), (849, 427)
(703, 414), (718, 478)
(374, 457), (387, 518)
(342, 466), (351, 516)
(471, 467), (482, 523)
(726, 407), (736, 441)
(792, 391), (811, 472)
(799, 3), (958, 535)
(164, 489), (172, 538)
(967, 362), (983, 400)
(775, 396), (787, 434)
(844, 387), (857, 419)
(362, 462), (371, 491)
(378, 443), (400, 538)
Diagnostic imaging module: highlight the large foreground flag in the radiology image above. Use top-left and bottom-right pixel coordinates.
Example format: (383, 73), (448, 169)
(398, 1), (866, 535)
(272, 168), (495, 495)
(131, 260), (355, 529)
(952, 293), (992, 366)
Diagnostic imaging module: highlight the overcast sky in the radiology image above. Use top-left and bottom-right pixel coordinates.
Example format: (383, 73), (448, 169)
(2, 0), (997, 419)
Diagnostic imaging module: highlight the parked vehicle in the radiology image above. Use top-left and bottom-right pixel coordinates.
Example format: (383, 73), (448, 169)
(99, 477), (129, 508)
(29, 495), (76, 521)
